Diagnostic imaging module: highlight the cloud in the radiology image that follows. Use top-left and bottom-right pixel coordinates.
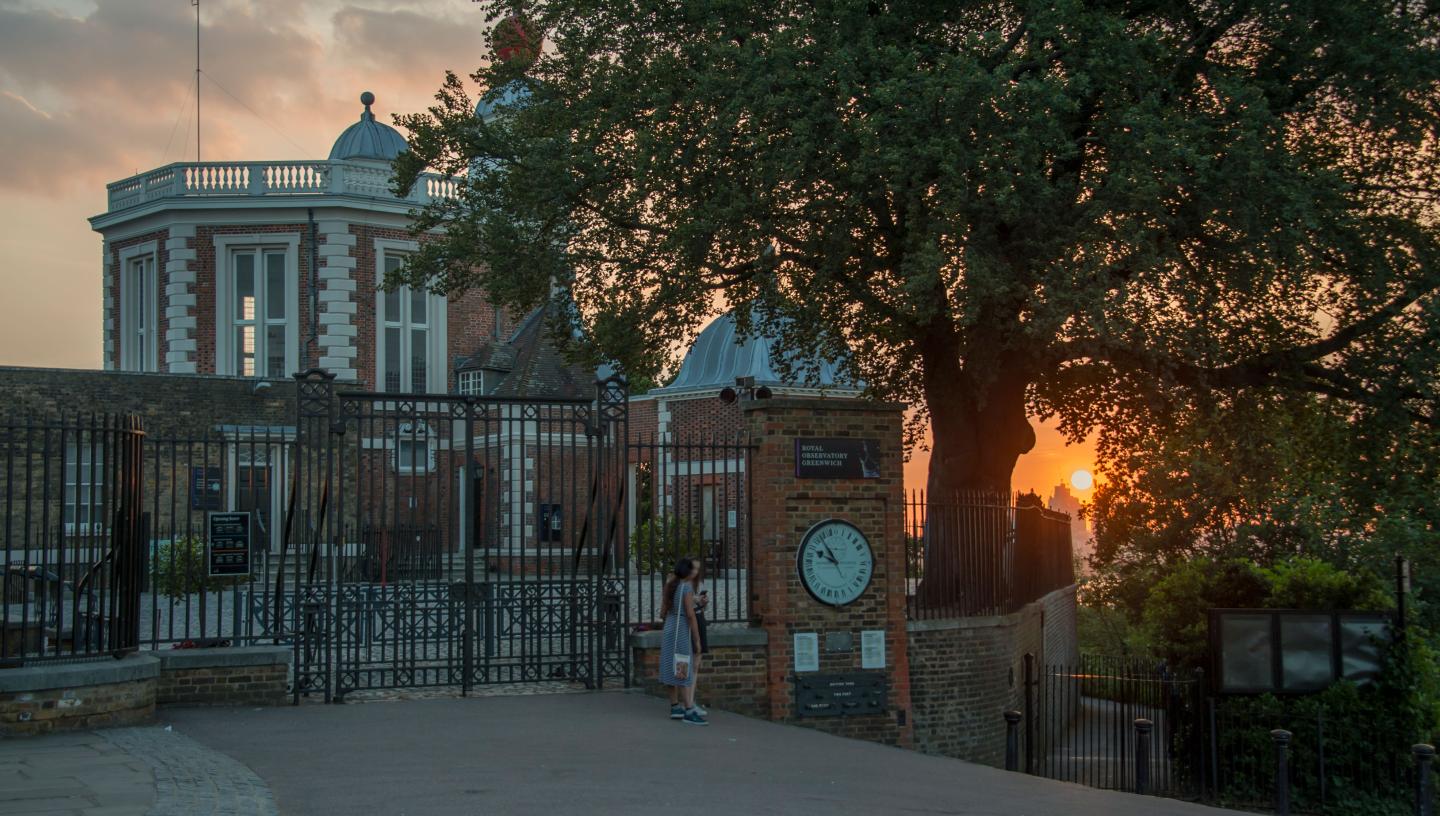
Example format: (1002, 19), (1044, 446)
(0, 0), (326, 193)
(332, 5), (489, 87)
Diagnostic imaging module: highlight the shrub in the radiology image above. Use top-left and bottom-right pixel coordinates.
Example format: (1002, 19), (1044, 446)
(630, 514), (702, 575)
(151, 536), (244, 599)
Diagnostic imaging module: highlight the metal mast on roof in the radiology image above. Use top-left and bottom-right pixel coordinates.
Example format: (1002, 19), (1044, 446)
(193, 0), (200, 162)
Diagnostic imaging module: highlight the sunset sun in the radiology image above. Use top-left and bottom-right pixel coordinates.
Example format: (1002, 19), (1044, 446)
(1070, 469), (1094, 491)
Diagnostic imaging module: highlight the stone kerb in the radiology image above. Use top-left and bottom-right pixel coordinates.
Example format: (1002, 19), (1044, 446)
(0, 654), (159, 736)
(743, 397), (913, 748)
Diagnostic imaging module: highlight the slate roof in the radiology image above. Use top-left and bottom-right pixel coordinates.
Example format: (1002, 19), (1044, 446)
(456, 304), (599, 400)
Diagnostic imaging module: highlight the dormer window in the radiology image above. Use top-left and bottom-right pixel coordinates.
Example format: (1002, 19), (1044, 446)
(456, 368), (501, 396)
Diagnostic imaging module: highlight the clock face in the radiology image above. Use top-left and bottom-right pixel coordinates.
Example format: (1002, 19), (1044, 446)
(797, 519), (874, 607)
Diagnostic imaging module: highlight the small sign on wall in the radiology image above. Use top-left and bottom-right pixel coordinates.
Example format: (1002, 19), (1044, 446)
(861, 630), (886, 669)
(795, 438), (881, 479)
(207, 511), (251, 577)
(794, 632), (820, 673)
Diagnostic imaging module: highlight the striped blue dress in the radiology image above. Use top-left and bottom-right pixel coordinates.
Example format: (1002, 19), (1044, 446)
(659, 583), (695, 688)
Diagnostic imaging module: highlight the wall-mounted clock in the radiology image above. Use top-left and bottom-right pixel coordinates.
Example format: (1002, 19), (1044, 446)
(797, 519), (874, 606)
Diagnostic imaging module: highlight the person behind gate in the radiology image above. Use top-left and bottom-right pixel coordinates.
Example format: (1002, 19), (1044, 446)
(659, 557), (707, 726)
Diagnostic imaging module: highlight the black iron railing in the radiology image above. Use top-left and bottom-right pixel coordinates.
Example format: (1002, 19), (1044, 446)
(627, 432), (753, 627)
(905, 490), (1075, 619)
(1005, 656), (1438, 815)
(1, 413), (145, 664)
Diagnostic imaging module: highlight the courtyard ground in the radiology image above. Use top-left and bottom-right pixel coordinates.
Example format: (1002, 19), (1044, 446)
(0, 688), (1251, 816)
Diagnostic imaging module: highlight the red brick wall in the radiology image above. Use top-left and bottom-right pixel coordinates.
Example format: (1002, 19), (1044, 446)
(632, 639), (769, 718)
(744, 398), (913, 747)
(905, 585), (1077, 766)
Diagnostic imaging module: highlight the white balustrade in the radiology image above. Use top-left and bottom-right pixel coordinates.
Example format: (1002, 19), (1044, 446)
(105, 160), (453, 212)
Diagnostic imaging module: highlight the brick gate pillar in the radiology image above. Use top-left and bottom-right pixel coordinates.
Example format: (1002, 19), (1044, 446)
(745, 398), (913, 747)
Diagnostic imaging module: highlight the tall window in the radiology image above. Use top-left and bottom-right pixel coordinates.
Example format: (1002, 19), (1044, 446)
(64, 444), (105, 535)
(231, 248), (289, 377)
(379, 252), (432, 393)
(120, 253), (157, 371)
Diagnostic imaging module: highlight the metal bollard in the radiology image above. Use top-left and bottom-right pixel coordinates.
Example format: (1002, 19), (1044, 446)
(1004, 710), (1022, 772)
(1272, 729), (1292, 816)
(1416, 744), (1436, 816)
(1135, 718), (1153, 795)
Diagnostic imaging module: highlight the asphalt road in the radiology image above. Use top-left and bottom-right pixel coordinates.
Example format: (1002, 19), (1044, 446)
(161, 691), (1249, 816)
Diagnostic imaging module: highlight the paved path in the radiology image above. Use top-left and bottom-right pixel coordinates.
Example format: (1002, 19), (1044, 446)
(0, 730), (154, 815)
(161, 691), (1246, 816)
(2, 690), (1252, 816)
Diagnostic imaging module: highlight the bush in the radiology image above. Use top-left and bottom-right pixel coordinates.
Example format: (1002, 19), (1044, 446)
(152, 536), (243, 599)
(630, 514), (702, 575)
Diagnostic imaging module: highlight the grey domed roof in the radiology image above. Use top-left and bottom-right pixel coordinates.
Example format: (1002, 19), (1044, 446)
(329, 92), (407, 162)
(657, 312), (860, 395)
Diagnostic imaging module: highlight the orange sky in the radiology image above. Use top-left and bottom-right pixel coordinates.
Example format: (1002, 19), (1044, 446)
(0, 0), (1096, 503)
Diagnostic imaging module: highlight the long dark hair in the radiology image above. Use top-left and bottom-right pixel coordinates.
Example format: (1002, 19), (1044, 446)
(660, 557), (695, 621)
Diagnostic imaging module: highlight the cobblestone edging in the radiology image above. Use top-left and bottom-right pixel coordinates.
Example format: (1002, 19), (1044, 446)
(100, 726), (279, 816)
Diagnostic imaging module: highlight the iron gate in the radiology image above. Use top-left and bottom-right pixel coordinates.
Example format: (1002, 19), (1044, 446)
(281, 371), (630, 701)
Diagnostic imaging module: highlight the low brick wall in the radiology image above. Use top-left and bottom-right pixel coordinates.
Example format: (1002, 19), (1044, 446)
(906, 585), (1078, 766)
(0, 655), (159, 736)
(154, 646), (290, 706)
(632, 627), (769, 718)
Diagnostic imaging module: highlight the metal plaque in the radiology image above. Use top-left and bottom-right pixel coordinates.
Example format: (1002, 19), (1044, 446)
(207, 511), (251, 577)
(794, 438), (881, 479)
(794, 672), (887, 718)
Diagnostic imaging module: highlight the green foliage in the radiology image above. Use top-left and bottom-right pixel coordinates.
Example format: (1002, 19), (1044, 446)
(1141, 559), (1269, 672)
(395, 0), (1440, 496)
(630, 514), (703, 576)
(1088, 392), (1440, 633)
(151, 537), (242, 599)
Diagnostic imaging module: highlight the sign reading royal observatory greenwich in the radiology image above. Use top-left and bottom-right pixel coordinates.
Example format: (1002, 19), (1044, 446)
(795, 438), (882, 479)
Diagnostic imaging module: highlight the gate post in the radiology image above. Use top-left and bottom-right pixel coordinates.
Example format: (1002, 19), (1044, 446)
(113, 414), (146, 657)
(1023, 652), (1036, 775)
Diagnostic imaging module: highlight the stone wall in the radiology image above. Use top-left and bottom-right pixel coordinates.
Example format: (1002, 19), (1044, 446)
(154, 647), (289, 707)
(0, 655), (158, 736)
(631, 628), (769, 718)
(906, 584), (1079, 766)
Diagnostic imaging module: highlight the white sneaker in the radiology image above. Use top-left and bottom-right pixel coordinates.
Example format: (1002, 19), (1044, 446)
(693, 703), (708, 716)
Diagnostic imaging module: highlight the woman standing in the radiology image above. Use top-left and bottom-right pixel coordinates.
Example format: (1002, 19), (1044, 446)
(688, 558), (710, 716)
(659, 557), (707, 725)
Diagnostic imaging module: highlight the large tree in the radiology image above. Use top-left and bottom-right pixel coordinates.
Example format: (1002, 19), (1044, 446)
(394, 1), (1440, 496)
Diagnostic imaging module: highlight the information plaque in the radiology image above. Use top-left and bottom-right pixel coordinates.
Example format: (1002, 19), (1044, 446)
(794, 438), (881, 479)
(207, 511), (251, 577)
(794, 672), (888, 718)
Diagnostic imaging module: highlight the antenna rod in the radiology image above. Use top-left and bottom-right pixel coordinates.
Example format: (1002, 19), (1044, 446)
(193, 0), (200, 162)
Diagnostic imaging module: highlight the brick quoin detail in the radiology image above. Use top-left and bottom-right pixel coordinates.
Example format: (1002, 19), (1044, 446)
(744, 398), (914, 748)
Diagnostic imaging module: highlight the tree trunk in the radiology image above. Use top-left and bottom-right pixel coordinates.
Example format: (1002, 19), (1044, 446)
(915, 341), (1037, 613)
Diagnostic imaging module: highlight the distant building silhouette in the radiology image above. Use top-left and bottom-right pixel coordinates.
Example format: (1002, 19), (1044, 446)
(1047, 483), (1092, 566)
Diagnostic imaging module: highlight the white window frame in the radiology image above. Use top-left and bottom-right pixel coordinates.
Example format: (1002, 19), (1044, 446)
(117, 242), (159, 372)
(64, 443), (106, 536)
(213, 233), (301, 378)
(392, 420), (437, 474)
(374, 238), (447, 393)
